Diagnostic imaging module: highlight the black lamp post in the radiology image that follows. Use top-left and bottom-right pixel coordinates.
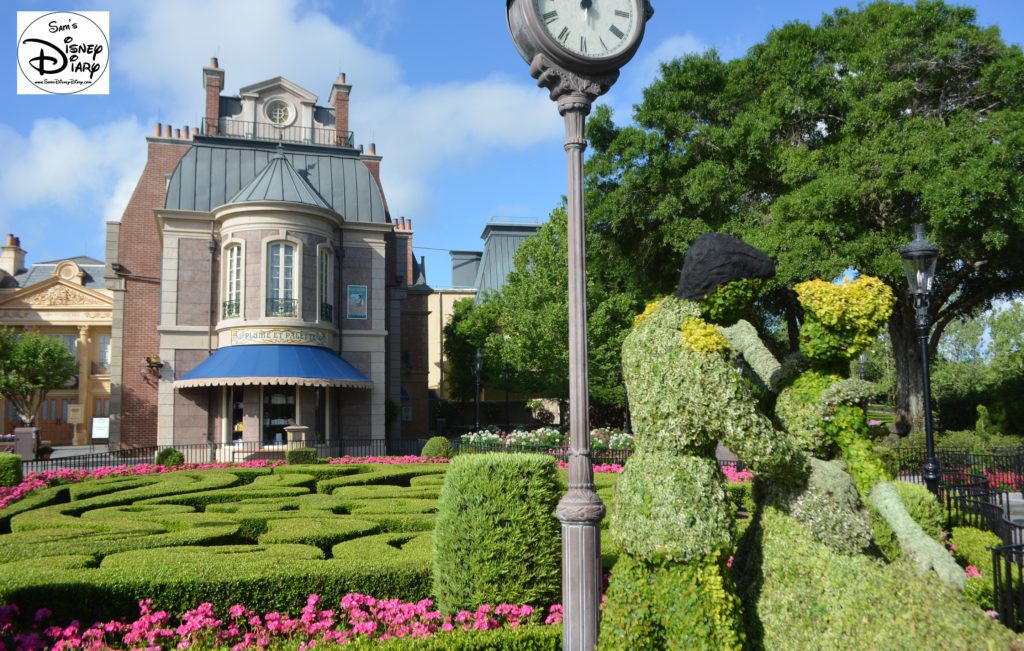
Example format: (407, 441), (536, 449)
(473, 348), (483, 431)
(899, 223), (941, 496)
(503, 365), (511, 432)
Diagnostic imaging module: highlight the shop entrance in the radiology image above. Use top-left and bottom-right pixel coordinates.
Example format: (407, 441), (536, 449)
(262, 388), (295, 445)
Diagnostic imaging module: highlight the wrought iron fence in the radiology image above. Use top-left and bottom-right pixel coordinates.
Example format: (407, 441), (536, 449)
(201, 117), (354, 148)
(888, 446), (1024, 494)
(22, 438), (430, 473)
(992, 544), (1024, 631)
(266, 298), (298, 317)
(320, 302), (334, 322)
(453, 441), (747, 473)
(222, 299), (240, 319)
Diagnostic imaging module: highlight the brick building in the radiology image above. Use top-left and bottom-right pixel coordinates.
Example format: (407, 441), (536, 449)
(104, 59), (430, 452)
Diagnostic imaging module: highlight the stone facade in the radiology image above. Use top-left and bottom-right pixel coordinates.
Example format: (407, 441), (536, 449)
(106, 63), (431, 450)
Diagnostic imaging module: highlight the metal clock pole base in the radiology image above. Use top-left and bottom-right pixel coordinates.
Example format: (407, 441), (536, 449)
(557, 488), (606, 650)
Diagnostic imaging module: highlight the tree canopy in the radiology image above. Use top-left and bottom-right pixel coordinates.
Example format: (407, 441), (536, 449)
(0, 329), (78, 427)
(584, 0), (1024, 430)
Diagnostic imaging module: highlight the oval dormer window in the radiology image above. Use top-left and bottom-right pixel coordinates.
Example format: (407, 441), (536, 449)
(265, 99), (294, 127)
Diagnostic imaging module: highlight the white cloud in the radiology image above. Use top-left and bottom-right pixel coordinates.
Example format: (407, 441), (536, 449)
(0, 117), (147, 232)
(103, 0), (560, 223)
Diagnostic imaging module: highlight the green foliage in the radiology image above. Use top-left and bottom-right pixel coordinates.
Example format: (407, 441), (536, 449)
(699, 278), (764, 326)
(612, 452), (733, 563)
(933, 303), (1024, 433)
(869, 483), (963, 589)
(775, 370), (837, 457)
(770, 458), (872, 556)
(432, 454), (562, 613)
(795, 277), (895, 363)
(734, 505), (1015, 650)
(585, 0), (1024, 431)
(0, 464), (455, 621)
(420, 436), (453, 460)
(951, 526), (1002, 571)
(345, 625), (562, 651)
(0, 453), (22, 488)
(726, 482), (755, 517)
(488, 208), (641, 406)
(893, 482), (944, 542)
(622, 297), (805, 482)
(0, 329), (78, 426)
(154, 448), (185, 467)
(285, 448), (319, 465)
(599, 552), (743, 651)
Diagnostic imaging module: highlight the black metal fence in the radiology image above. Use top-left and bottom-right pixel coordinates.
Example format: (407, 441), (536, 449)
(201, 117), (354, 148)
(23, 438), (430, 473)
(993, 545), (1024, 631)
(888, 446), (1024, 494)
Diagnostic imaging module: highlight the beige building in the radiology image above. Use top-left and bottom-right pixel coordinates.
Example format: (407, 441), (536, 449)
(0, 235), (113, 445)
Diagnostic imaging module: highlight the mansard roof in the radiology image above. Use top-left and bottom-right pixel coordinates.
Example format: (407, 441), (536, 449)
(164, 140), (387, 223)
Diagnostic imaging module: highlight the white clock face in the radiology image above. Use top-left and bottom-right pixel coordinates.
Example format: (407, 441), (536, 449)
(533, 0), (640, 60)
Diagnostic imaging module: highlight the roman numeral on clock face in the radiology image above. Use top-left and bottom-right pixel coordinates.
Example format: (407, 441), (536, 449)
(609, 25), (625, 39)
(558, 26), (570, 43)
(542, 10), (557, 24)
(615, 9), (631, 18)
(580, 36), (587, 53)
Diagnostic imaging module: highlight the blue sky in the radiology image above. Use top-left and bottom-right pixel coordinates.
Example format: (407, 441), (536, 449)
(2, 0), (1022, 287)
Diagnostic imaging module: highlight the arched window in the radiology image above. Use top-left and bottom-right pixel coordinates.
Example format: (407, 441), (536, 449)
(266, 242), (296, 317)
(319, 247), (333, 322)
(223, 244), (242, 318)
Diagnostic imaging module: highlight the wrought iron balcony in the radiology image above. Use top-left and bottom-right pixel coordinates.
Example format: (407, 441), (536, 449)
(266, 298), (298, 318)
(320, 302), (334, 322)
(222, 299), (240, 319)
(201, 117), (354, 148)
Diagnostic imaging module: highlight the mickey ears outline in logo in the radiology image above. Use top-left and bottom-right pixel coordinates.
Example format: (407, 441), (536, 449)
(16, 11), (110, 96)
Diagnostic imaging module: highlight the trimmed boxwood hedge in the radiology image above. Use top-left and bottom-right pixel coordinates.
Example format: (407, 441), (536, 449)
(0, 463), (452, 622)
(343, 624), (562, 650)
(286, 447), (319, 465)
(432, 453), (563, 614)
(0, 453), (22, 488)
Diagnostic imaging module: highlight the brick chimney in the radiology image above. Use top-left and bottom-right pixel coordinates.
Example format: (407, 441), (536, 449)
(0, 234), (27, 276)
(202, 57), (224, 136)
(329, 72), (352, 147)
(394, 217), (415, 286)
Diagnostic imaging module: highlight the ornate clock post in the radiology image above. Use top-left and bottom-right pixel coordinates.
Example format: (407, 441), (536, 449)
(506, 2), (653, 649)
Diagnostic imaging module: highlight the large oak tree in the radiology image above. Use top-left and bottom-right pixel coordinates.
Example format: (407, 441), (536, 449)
(584, 0), (1024, 432)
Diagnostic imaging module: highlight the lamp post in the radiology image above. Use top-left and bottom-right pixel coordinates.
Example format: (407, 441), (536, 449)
(473, 348), (483, 431)
(506, 2), (653, 648)
(899, 223), (941, 496)
(503, 365), (512, 431)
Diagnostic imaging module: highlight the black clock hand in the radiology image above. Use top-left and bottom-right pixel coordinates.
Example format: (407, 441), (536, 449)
(581, 0), (593, 8)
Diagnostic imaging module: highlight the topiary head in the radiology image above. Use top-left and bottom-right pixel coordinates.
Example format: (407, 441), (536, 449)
(675, 233), (775, 325)
(795, 275), (895, 365)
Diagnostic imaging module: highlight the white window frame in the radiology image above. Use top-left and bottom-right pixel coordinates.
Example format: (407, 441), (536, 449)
(261, 235), (302, 319)
(222, 242), (244, 320)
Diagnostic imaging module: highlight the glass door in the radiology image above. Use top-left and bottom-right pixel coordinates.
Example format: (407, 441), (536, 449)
(262, 388), (295, 445)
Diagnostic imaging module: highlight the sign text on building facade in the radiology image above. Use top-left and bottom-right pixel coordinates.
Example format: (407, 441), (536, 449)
(230, 328), (327, 347)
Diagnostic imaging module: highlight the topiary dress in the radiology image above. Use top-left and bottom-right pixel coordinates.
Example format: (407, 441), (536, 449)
(599, 296), (805, 650)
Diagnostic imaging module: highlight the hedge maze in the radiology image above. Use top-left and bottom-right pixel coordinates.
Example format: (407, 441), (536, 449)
(0, 463), (451, 621)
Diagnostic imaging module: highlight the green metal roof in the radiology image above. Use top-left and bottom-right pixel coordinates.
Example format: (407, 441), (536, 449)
(227, 145), (330, 209)
(474, 222), (540, 301)
(164, 139), (386, 222)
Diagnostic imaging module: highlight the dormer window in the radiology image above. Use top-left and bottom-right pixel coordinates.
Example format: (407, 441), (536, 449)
(265, 99), (294, 127)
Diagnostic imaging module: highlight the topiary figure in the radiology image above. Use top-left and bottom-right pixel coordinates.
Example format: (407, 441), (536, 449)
(602, 234), (806, 649)
(154, 448), (185, 468)
(420, 436), (453, 460)
(432, 453), (562, 613)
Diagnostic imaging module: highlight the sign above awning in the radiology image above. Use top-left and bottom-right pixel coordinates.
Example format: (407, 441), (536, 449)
(174, 345), (372, 389)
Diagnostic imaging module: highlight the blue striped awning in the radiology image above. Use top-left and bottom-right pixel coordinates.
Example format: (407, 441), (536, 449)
(174, 345), (372, 389)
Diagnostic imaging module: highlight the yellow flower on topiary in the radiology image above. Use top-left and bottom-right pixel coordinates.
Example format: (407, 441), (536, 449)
(795, 275), (895, 363)
(680, 317), (732, 355)
(633, 298), (663, 328)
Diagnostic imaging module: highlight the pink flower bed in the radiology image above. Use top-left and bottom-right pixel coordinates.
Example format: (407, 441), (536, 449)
(0, 594), (561, 650)
(328, 455), (449, 465)
(0, 461), (285, 512)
